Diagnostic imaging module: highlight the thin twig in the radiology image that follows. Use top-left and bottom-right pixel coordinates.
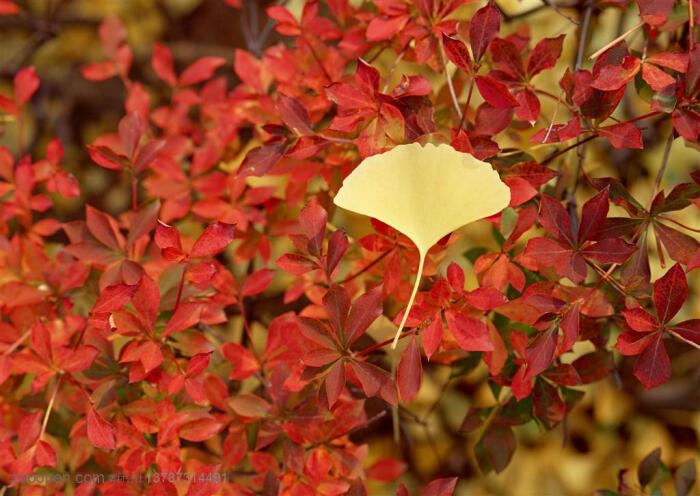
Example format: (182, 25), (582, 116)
(589, 21), (643, 60)
(337, 247), (395, 285)
(542, 0), (580, 25)
(439, 37), (463, 120)
(669, 329), (700, 351)
(575, 0), (594, 69)
(650, 132), (674, 205)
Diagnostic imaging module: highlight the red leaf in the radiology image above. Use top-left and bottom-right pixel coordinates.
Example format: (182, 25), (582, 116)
(633, 334), (671, 388)
(672, 109), (700, 141)
(0, 1), (20, 15)
(345, 284), (383, 345)
(323, 284), (351, 335)
(164, 302), (202, 336)
(87, 407), (116, 450)
(234, 49), (270, 93)
(539, 195), (574, 245)
(93, 283), (138, 313)
(34, 440), (56, 467)
(475, 76), (518, 108)
(126, 200), (161, 250)
(653, 263), (688, 324)
(642, 63), (676, 91)
(62, 345), (99, 372)
(583, 238), (637, 263)
(397, 336), (422, 402)
(366, 14), (410, 41)
(81, 61), (118, 81)
(672, 319), (700, 345)
(14, 66), (39, 104)
(229, 394), (272, 417)
(179, 57), (225, 86)
(578, 188), (609, 242)
(524, 329), (557, 379)
(325, 360), (345, 408)
(527, 35), (565, 77)
(654, 222), (700, 264)
(421, 477), (458, 496)
(445, 309), (493, 351)
(622, 307), (658, 332)
(514, 89), (540, 124)
(155, 220), (183, 252)
(422, 315), (443, 361)
(530, 116), (581, 144)
(238, 142), (285, 177)
(325, 82), (375, 110)
(221, 342), (259, 380)
(469, 4), (500, 62)
(598, 122), (643, 149)
(276, 253), (317, 275)
(591, 56), (641, 91)
(446, 262), (465, 292)
(191, 221), (236, 257)
(299, 201), (327, 255)
(186, 352), (211, 376)
(367, 458), (407, 482)
(118, 112), (145, 159)
(442, 34), (472, 73)
(356, 59), (380, 94)
(86, 204), (122, 250)
(241, 268), (275, 297)
(637, 0), (674, 26)
(278, 94), (313, 135)
(152, 43), (178, 86)
(464, 287), (507, 311)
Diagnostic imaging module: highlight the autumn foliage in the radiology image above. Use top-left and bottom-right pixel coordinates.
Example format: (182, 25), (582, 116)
(0, 0), (699, 494)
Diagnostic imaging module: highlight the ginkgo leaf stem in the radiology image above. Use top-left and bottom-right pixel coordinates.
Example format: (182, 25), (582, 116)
(392, 252), (425, 349)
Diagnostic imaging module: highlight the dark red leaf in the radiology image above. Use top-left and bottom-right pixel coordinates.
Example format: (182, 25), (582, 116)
(637, 0), (674, 26)
(278, 94), (313, 135)
(583, 238), (637, 263)
(238, 142), (285, 178)
(653, 263), (688, 324)
(622, 307), (658, 332)
(633, 333), (671, 388)
(469, 4), (500, 62)
(345, 284), (383, 345)
(442, 34), (472, 73)
(325, 360), (345, 407)
(475, 76), (518, 108)
(397, 336), (422, 402)
(539, 195), (574, 245)
(527, 35), (564, 77)
(524, 329), (557, 379)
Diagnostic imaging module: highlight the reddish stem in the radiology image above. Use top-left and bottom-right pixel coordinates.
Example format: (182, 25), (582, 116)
(174, 265), (187, 312)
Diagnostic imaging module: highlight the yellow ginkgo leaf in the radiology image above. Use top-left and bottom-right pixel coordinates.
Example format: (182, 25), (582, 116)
(334, 142), (510, 348)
